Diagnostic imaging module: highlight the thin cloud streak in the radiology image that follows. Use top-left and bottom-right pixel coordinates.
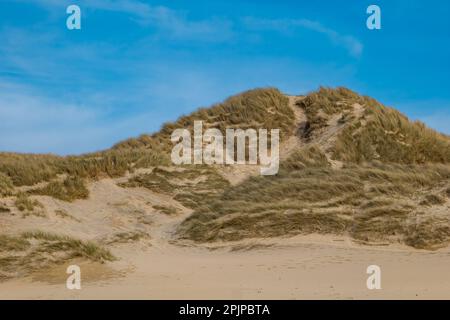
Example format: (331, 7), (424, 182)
(243, 17), (363, 58)
(24, 0), (234, 42)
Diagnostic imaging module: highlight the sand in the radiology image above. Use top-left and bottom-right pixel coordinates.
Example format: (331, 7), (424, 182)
(1, 232), (450, 300)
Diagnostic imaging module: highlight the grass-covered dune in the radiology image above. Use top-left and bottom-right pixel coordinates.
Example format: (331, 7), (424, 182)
(0, 88), (289, 200)
(176, 87), (450, 249)
(177, 161), (450, 249)
(1, 86), (450, 253)
(113, 88), (294, 150)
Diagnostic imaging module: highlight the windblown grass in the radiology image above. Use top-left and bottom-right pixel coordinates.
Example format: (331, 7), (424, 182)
(0, 172), (13, 197)
(296, 87), (362, 137)
(178, 162), (450, 249)
(282, 146), (330, 170)
(120, 166), (230, 209)
(332, 96), (450, 164)
(0, 235), (30, 252)
(0, 153), (61, 187)
(114, 88), (294, 151)
(1, 88), (286, 204)
(0, 231), (114, 280)
(405, 218), (450, 249)
(420, 193), (446, 206)
(22, 231), (114, 261)
(295, 87), (450, 164)
(30, 176), (89, 202)
(14, 193), (44, 213)
(0, 149), (169, 188)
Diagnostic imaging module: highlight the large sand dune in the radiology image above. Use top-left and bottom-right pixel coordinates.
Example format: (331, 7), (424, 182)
(1, 87), (449, 299)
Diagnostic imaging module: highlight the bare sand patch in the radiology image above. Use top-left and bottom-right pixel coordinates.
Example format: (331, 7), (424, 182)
(1, 233), (450, 299)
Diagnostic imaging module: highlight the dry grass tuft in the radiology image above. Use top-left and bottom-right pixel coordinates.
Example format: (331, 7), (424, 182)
(0, 231), (114, 280)
(121, 166), (230, 209)
(153, 205), (179, 215)
(14, 193), (45, 217)
(21, 231), (115, 262)
(405, 218), (450, 250)
(0, 172), (14, 197)
(30, 176), (89, 202)
(103, 231), (150, 245)
(296, 87), (361, 137)
(0, 235), (30, 252)
(282, 146), (330, 170)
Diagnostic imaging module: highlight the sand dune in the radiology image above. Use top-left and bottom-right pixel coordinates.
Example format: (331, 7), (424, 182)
(1, 177), (450, 299)
(1, 87), (449, 299)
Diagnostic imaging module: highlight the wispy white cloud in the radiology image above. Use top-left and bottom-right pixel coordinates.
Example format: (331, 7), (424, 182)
(17, 1), (360, 50)
(24, 0), (234, 42)
(0, 81), (101, 154)
(243, 17), (363, 58)
(0, 55), (360, 155)
(0, 26), (124, 86)
(0, 79), (172, 155)
(83, 0), (234, 41)
(0, 1), (366, 155)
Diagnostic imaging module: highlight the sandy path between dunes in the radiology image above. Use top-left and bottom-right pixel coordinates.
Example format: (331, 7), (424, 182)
(1, 233), (450, 300)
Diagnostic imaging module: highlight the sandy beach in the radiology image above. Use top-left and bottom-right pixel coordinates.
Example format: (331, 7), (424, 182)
(1, 233), (450, 300)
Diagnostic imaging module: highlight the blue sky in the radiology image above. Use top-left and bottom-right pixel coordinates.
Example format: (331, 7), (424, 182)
(0, 0), (449, 155)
